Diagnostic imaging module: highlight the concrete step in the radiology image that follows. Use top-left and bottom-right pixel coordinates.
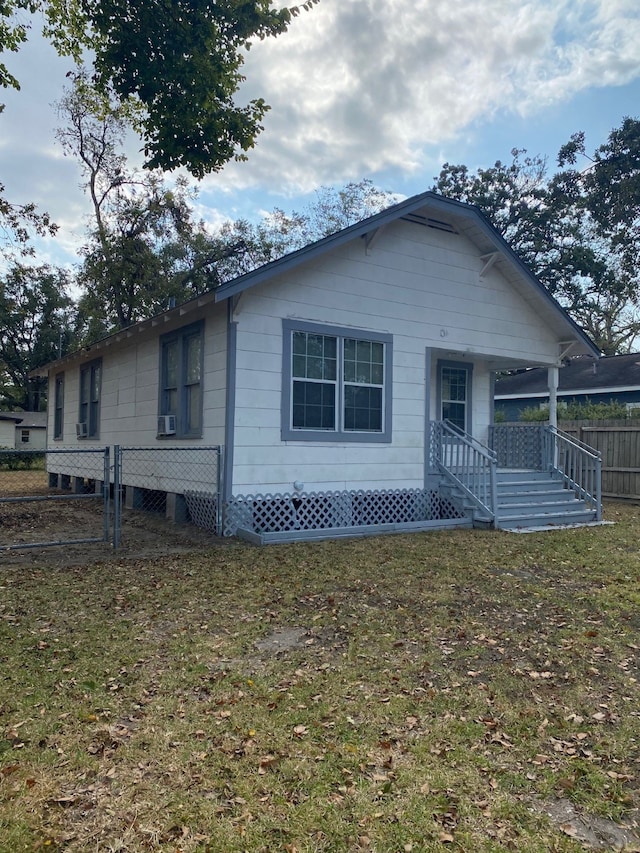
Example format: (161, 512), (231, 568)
(497, 488), (577, 506)
(497, 497), (589, 519)
(496, 508), (598, 530)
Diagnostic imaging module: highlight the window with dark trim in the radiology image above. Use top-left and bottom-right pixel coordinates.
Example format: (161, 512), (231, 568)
(282, 320), (392, 443)
(54, 373), (64, 440)
(21, 429), (30, 444)
(79, 359), (102, 438)
(159, 321), (204, 438)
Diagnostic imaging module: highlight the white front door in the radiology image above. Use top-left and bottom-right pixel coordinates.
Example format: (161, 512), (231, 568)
(438, 361), (472, 434)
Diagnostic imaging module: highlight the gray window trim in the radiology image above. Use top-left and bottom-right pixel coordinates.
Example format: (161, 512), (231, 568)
(158, 320), (204, 439)
(281, 319), (393, 443)
(54, 372), (64, 441)
(78, 358), (102, 439)
(437, 359), (473, 434)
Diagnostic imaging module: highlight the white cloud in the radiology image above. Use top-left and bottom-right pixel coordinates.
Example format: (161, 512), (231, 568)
(206, 0), (640, 194)
(0, 0), (639, 263)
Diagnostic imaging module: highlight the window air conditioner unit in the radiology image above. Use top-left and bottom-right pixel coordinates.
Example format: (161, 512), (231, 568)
(76, 422), (88, 439)
(157, 414), (176, 436)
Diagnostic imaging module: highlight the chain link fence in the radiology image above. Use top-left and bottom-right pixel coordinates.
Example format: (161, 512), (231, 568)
(0, 447), (110, 552)
(1, 445), (222, 556)
(113, 446), (222, 548)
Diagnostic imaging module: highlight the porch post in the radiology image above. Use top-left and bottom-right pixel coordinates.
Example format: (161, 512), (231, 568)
(548, 366), (559, 428)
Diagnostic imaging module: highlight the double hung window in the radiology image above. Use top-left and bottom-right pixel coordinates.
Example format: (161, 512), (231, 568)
(79, 359), (102, 438)
(159, 322), (203, 437)
(54, 373), (64, 440)
(282, 320), (392, 442)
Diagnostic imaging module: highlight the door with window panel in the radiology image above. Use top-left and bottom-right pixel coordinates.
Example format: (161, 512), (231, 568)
(439, 363), (470, 433)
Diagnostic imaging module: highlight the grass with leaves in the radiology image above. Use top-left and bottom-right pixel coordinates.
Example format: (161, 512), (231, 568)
(1, 501), (640, 852)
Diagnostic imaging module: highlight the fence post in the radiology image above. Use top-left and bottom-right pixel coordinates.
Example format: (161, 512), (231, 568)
(595, 454), (603, 521)
(113, 445), (121, 550)
(216, 446), (223, 537)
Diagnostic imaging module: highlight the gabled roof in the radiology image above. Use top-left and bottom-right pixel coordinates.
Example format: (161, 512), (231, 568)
(495, 353), (640, 398)
(33, 190), (599, 376)
(211, 192), (598, 359)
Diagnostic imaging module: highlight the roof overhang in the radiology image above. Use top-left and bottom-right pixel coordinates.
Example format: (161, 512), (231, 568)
(32, 190), (600, 377)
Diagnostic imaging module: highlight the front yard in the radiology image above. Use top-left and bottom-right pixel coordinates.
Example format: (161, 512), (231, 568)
(1, 502), (640, 851)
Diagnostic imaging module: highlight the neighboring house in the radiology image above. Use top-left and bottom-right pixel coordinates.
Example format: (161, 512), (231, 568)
(33, 191), (602, 539)
(0, 412), (47, 449)
(495, 353), (640, 421)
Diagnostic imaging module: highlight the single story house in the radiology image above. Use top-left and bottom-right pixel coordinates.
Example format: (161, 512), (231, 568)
(33, 191), (603, 540)
(0, 411), (47, 449)
(495, 353), (640, 421)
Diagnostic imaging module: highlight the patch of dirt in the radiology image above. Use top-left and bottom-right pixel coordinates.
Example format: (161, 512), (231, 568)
(254, 626), (309, 653)
(531, 798), (640, 850)
(0, 497), (226, 568)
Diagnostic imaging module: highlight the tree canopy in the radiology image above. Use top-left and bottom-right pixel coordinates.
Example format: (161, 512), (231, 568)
(433, 120), (640, 355)
(0, 264), (75, 410)
(0, 0), (318, 177)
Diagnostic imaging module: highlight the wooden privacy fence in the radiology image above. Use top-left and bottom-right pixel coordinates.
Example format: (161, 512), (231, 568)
(559, 419), (640, 500)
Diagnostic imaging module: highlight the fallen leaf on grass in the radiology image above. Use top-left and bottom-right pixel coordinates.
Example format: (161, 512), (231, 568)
(258, 754), (280, 774)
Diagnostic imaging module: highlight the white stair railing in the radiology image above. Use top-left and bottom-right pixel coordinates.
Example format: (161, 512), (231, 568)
(544, 426), (602, 520)
(430, 420), (497, 522)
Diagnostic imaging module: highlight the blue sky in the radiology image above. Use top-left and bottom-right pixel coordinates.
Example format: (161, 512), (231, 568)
(1, 0), (639, 268)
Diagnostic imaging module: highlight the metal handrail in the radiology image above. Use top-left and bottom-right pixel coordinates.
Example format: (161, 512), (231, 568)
(548, 425), (601, 458)
(545, 426), (602, 520)
(431, 420), (497, 521)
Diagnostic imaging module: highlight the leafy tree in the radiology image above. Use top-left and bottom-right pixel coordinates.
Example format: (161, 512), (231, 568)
(0, 184), (58, 261)
(210, 179), (399, 282)
(58, 76), (254, 338)
(0, 264), (76, 410)
(0, 0), (39, 92)
(554, 118), (640, 353)
(0, 0), (318, 177)
(58, 83), (397, 340)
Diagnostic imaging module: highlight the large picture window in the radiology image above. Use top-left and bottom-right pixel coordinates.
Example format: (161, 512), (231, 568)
(78, 359), (101, 438)
(159, 321), (204, 438)
(282, 320), (392, 442)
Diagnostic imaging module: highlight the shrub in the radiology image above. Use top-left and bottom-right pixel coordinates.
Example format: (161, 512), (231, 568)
(0, 449), (40, 470)
(520, 398), (630, 422)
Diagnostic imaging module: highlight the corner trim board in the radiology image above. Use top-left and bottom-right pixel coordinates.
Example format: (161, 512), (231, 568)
(223, 304), (237, 503)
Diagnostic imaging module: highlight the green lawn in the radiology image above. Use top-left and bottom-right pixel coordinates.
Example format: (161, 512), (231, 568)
(1, 502), (640, 852)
